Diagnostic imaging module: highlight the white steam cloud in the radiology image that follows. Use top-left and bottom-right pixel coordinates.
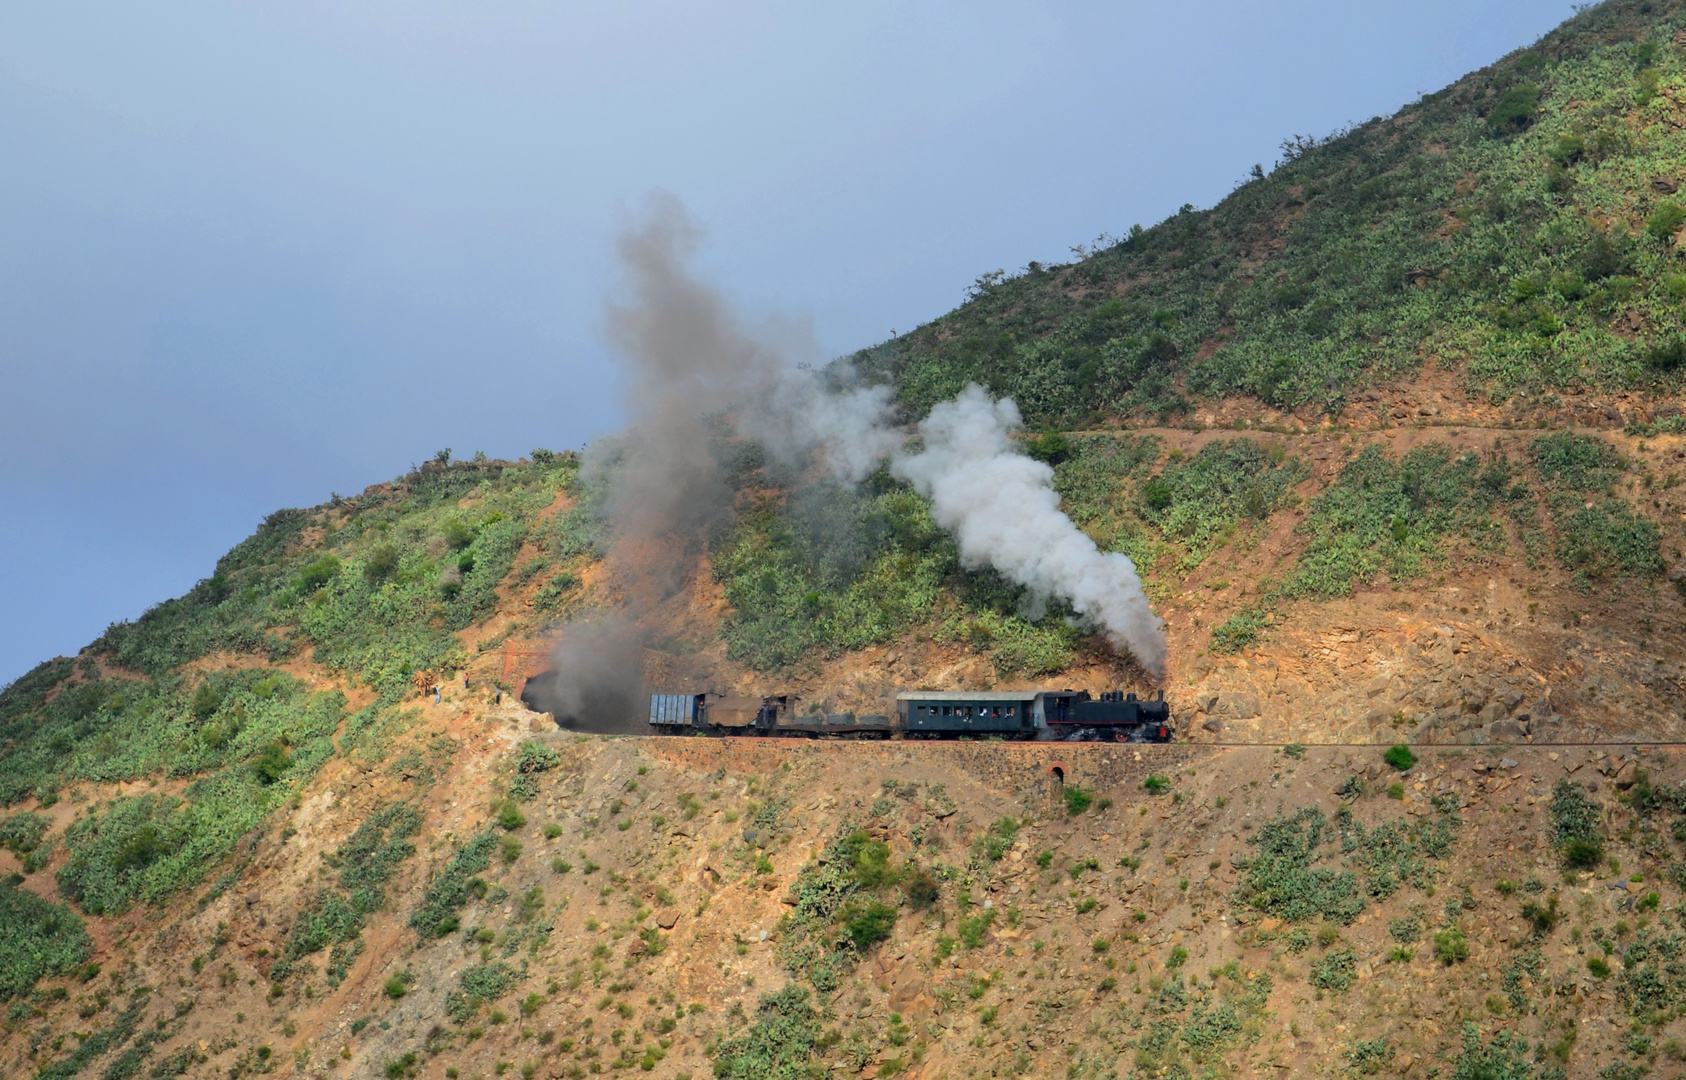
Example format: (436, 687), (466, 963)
(885, 385), (1165, 676)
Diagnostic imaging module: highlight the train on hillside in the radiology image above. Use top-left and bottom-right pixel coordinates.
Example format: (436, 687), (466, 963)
(645, 688), (1172, 742)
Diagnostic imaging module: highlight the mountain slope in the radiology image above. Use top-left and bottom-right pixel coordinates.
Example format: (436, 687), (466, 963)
(6, 4), (1686, 1079)
(852, 0), (1686, 425)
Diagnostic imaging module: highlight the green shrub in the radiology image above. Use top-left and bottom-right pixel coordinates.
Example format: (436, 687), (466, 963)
(0, 877), (91, 999)
(1383, 745), (1416, 771)
(1433, 928), (1469, 965)
(1345, 1038), (1393, 1076)
(363, 544), (401, 584)
(956, 909), (995, 949)
(515, 741), (560, 776)
(296, 555), (342, 592)
(1648, 200), (1686, 241)
(1646, 338), (1686, 372)
(837, 831), (895, 885)
(459, 961), (517, 1002)
(974, 818), (1018, 863)
(0, 811), (49, 854)
(189, 682), (221, 722)
(1486, 82), (1540, 136)
(1308, 947), (1356, 991)
(904, 870), (938, 909)
(1520, 896), (1561, 936)
(442, 519), (476, 551)
(843, 901), (897, 950)
(1209, 607), (1268, 653)
(1143, 775), (1170, 793)
(1561, 838), (1603, 869)
(1023, 431), (1069, 465)
(1549, 779), (1601, 859)
(251, 740), (293, 784)
(1062, 786), (1093, 815)
(495, 800), (527, 831)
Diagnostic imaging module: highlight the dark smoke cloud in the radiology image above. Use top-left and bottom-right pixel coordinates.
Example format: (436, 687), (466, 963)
(595, 192), (788, 543)
(523, 618), (647, 734)
(544, 193), (808, 731)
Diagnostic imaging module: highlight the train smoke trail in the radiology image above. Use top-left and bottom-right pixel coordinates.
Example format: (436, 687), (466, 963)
(888, 385), (1166, 677)
(534, 194), (1164, 726)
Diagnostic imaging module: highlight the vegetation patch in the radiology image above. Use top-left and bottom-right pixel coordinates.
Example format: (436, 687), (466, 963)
(1336, 805), (1456, 900)
(1552, 500), (1663, 583)
(776, 828), (931, 992)
(1230, 807), (1364, 925)
(0, 875), (91, 1000)
(57, 737), (336, 917)
(1452, 1022), (1545, 1080)
(1308, 946), (1357, 991)
(1549, 779), (1603, 869)
(849, 16), (1686, 424)
(334, 802), (424, 913)
(1129, 965), (1271, 1076)
(410, 830), (498, 940)
(0, 811), (49, 856)
(709, 984), (820, 1080)
(447, 961), (520, 1023)
(1139, 439), (1306, 572)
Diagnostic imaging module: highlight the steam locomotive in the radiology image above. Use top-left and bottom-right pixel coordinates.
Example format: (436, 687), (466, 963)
(646, 688), (1171, 742)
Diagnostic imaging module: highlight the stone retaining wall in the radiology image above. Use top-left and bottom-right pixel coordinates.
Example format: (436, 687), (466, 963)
(635, 736), (1218, 795)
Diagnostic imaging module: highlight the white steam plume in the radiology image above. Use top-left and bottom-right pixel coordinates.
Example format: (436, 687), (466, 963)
(886, 384), (1166, 676)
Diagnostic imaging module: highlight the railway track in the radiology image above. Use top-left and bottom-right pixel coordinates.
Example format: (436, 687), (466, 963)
(617, 732), (1685, 749)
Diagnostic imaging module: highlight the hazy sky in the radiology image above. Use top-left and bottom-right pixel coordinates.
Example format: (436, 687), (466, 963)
(0, 1), (1576, 685)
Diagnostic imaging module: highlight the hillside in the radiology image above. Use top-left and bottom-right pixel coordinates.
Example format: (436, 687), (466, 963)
(851, 0), (1686, 428)
(6, 2), (1686, 1078)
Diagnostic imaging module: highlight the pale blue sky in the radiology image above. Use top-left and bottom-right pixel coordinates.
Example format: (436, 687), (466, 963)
(0, 1), (1576, 684)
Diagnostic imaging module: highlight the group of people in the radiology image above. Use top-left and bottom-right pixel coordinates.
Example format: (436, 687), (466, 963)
(429, 671), (504, 706)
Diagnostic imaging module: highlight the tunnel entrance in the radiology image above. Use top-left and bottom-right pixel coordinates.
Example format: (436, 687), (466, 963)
(518, 670), (646, 735)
